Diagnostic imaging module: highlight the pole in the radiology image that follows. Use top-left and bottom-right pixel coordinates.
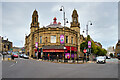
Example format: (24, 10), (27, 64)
(63, 9), (65, 63)
(86, 52), (87, 62)
(86, 24), (88, 62)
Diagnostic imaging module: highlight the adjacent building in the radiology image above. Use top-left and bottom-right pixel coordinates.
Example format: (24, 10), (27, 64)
(25, 9), (86, 60)
(115, 40), (120, 57)
(12, 47), (23, 53)
(0, 37), (13, 54)
(107, 46), (115, 57)
(94, 42), (102, 48)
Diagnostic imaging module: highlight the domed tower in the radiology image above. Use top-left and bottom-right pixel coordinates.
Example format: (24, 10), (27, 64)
(70, 9), (80, 34)
(30, 9), (39, 33)
(70, 9), (81, 57)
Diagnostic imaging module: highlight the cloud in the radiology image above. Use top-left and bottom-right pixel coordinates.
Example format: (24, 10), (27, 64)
(2, 2), (118, 49)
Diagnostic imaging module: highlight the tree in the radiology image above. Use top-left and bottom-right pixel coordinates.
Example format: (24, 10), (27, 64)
(110, 53), (113, 57)
(80, 35), (107, 56)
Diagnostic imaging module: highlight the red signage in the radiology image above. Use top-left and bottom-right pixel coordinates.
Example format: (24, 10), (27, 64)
(83, 49), (87, 53)
(43, 49), (67, 52)
(34, 49), (37, 52)
(65, 46), (77, 52)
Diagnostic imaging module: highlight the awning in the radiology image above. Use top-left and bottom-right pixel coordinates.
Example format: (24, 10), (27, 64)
(65, 46), (77, 52)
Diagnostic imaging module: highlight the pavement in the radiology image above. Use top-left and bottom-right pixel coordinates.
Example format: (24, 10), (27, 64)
(2, 57), (119, 78)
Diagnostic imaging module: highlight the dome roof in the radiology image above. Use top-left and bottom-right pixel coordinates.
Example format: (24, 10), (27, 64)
(46, 17), (64, 28)
(72, 9), (78, 17)
(46, 23), (63, 28)
(33, 9), (38, 15)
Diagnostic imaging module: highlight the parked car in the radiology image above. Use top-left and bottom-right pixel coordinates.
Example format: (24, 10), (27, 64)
(106, 56), (111, 59)
(12, 53), (18, 58)
(96, 56), (106, 64)
(117, 53), (120, 60)
(23, 54), (29, 59)
(0, 53), (2, 57)
(19, 54), (24, 58)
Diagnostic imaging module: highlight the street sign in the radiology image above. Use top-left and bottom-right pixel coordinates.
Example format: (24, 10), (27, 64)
(83, 49), (87, 53)
(88, 41), (91, 48)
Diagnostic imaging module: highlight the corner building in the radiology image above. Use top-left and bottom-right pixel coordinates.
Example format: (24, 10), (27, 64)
(25, 9), (85, 60)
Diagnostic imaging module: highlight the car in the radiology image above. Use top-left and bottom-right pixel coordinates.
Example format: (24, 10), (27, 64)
(106, 56), (111, 59)
(23, 54), (29, 59)
(96, 56), (106, 64)
(0, 53), (2, 57)
(117, 53), (120, 60)
(19, 54), (24, 58)
(12, 53), (18, 58)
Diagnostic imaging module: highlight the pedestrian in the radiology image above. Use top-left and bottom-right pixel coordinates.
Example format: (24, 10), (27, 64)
(11, 54), (14, 60)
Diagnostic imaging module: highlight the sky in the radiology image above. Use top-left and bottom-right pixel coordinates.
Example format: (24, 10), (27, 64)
(0, 2), (119, 49)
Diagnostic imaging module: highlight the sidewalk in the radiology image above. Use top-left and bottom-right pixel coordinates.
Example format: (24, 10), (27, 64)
(2, 57), (16, 62)
(29, 57), (96, 64)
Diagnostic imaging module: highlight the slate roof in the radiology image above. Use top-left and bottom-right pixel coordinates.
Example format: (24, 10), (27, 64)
(46, 24), (64, 28)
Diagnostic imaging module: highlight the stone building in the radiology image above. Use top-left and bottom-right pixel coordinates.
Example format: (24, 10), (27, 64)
(94, 42), (102, 48)
(0, 37), (12, 54)
(107, 46), (115, 57)
(12, 47), (23, 53)
(115, 40), (120, 57)
(25, 9), (85, 60)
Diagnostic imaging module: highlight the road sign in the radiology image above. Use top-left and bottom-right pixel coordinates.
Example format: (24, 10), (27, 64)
(83, 49), (87, 53)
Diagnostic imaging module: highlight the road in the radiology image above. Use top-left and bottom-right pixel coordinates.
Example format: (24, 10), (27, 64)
(2, 58), (119, 78)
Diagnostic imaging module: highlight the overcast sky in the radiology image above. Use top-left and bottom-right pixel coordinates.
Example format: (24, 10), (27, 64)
(1, 2), (118, 49)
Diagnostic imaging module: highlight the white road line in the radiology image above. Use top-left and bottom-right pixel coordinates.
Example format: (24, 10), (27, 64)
(9, 64), (15, 67)
(9, 61), (17, 67)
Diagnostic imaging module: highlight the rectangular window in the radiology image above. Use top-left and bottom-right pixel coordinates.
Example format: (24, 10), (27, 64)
(40, 36), (42, 44)
(71, 37), (73, 44)
(51, 36), (56, 43)
(46, 37), (47, 43)
(66, 36), (68, 43)
(35, 37), (37, 42)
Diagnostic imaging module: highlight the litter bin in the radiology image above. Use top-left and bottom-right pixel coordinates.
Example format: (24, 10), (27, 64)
(8, 55), (11, 60)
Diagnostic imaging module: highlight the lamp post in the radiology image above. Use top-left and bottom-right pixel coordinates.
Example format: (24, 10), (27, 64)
(83, 21), (92, 62)
(60, 6), (68, 62)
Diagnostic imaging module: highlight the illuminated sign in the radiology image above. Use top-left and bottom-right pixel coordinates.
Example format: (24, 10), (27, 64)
(35, 42), (38, 48)
(65, 53), (70, 59)
(88, 41), (91, 48)
(60, 35), (64, 44)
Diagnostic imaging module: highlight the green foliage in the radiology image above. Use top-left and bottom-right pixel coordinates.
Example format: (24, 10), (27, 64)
(80, 35), (107, 56)
(110, 53), (113, 57)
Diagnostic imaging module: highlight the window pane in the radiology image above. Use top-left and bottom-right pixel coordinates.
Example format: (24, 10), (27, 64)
(71, 37), (73, 44)
(66, 36), (68, 43)
(51, 36), (56, 43)
(40, 36), (42, 43)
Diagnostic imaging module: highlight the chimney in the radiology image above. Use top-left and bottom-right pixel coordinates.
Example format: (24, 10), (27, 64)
(7, 38), (8, 41)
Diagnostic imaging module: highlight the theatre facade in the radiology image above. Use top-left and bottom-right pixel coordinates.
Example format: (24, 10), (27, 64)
(25, 9), (86, 60)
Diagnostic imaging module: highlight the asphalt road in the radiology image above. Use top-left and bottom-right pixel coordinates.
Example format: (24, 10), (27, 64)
(2, 58), (119, 78)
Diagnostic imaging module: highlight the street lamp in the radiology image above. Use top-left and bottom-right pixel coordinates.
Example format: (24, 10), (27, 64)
(83, 21), (92, 62)
(86, 20), (92, 36)
(60, 6), (68, 62)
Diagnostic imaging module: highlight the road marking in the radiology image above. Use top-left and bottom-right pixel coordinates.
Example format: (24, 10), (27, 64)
(9, 61), (17, 67)
(9, 64), (15, 67)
